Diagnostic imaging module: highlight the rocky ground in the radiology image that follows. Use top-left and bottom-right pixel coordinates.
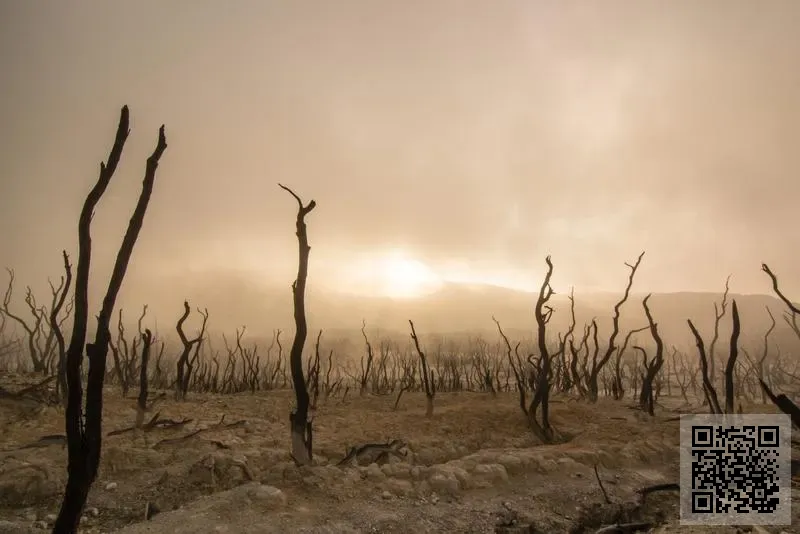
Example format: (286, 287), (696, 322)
(0, 377), (797, 533)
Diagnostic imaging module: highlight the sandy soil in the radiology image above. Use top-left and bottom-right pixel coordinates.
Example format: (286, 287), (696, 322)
(0, 378), (797, 533)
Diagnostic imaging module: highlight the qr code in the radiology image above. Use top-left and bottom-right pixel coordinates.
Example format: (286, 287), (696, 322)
(680, 414), (791, 526)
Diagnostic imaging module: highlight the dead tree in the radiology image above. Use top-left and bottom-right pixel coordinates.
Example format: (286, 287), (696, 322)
(174, 302), (209, 401)
(393, 356), (417, 410)
(707, 276), (731, 386)
(752, 307), (776, 404)
(54, 106), (167, 533)
(724, 300), (741, 414)
(324, 346), (336, 400)
(280, 183), (316, 466)
(527, 256), (557, 441)
(136, 329), (153, 428)
(409, 320), (435, 417)
(758, 264), (800, 426)
(241, 331), (261, 393)
(671, 348), (691, 403)
(760, 379), (800, 429)
(587, 251), (644, 402)
(359, 320), (374, 396)
(50, 252), (73, 405)
(762, 263), (800, 340)
(557, 289), (577, 394)
(2, 271), (47, 373)
(637, 294), (664, 416)
(109, 309), (134, 397)
(687, 319), (723, 414)
(305, 330), (322, 408)
(269, 329), (284, 388)
(40, 273), (74, 376)
(612, 325), (648, 400)
(569, 322), (591, 399)
(493, 316), (528, 414)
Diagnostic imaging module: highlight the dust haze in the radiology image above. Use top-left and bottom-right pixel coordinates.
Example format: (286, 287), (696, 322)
(1, 0), (799, 336)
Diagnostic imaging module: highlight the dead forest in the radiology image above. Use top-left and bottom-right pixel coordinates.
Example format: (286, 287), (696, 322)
(1, 107), (799, 534)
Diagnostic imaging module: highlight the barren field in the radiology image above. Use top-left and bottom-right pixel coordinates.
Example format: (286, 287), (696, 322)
(1, 376), (797, 534)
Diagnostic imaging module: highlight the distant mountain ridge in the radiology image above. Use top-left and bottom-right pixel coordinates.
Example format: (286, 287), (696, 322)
(117, 270), (800, 354)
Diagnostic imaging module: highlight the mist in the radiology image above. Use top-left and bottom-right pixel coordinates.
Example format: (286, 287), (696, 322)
(1, 0), (799, 331)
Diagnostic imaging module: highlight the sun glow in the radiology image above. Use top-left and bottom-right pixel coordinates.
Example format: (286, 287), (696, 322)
(376, 249), (442, 298)
(333, 248), (542, 299)
(335, 248), (443, 299)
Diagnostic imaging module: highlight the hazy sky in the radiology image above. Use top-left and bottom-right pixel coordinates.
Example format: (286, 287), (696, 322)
(2, 0), (799, 303)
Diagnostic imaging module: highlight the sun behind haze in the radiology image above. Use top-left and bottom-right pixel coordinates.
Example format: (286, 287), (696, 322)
(0, 0), (799, 316)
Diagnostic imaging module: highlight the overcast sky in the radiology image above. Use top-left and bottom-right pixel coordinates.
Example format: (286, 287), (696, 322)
(1, 0), (799, 303)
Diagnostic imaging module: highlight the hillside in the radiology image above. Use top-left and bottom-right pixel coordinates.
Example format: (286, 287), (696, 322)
(115, 270), (800, 354)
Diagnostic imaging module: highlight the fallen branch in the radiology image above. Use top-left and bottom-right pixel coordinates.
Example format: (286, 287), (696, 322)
(593, 464), (612, 504)
(337, 439), (408, 467)
(107, 413), (193, 437)
(210, 414), (247, 430)
(152, 428), (205, 449)
(9, 434), (67, 450)
(0, 376), (57, 404)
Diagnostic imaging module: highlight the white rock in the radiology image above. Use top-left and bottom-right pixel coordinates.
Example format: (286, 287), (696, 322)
(245, 483), (287, 509)
(105, 482), (118, 491)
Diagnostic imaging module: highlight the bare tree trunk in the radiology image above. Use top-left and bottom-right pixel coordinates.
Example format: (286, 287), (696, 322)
(526, 256), (556, 440)
(707, 276), (731, 390)
(50, 252), (72, 407)
(135, 329), (153, 428)
(54, 106), (167, 533)
(359, 320), (374, 396)
(724, 300), (740, 414)
(587, 252), (644, 402)
(174, 302), (208, 401)
(687, 319), (722, 414)
(637, 295), (664, 416)
(409, 320), (435, 417)
(280, 184), (316, 466)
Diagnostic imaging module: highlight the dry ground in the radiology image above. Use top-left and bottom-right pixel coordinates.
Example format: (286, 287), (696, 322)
(0, 377), (797, 533)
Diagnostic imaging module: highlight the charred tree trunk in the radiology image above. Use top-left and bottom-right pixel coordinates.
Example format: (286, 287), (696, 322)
(637, 295), (664, 416)
(409, 320), (435, 417)
(135, 329), (153, 428)
(174, 303), (208, 401)
(359, 320), (374, 396)
(50, 251), (73, 406)
(760, 380), (800, 429)
(493, 316), (527, 416)
(54, 106), (166, 533)
(707, 277), (731, 392)
(587, 252), (644, 402)
(757, 307), (776, 404)
(724, 300), (740, 414)
(528, 256), (555, 441)
(280, 184), (316, 466)
(687, 319), (722, 414)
